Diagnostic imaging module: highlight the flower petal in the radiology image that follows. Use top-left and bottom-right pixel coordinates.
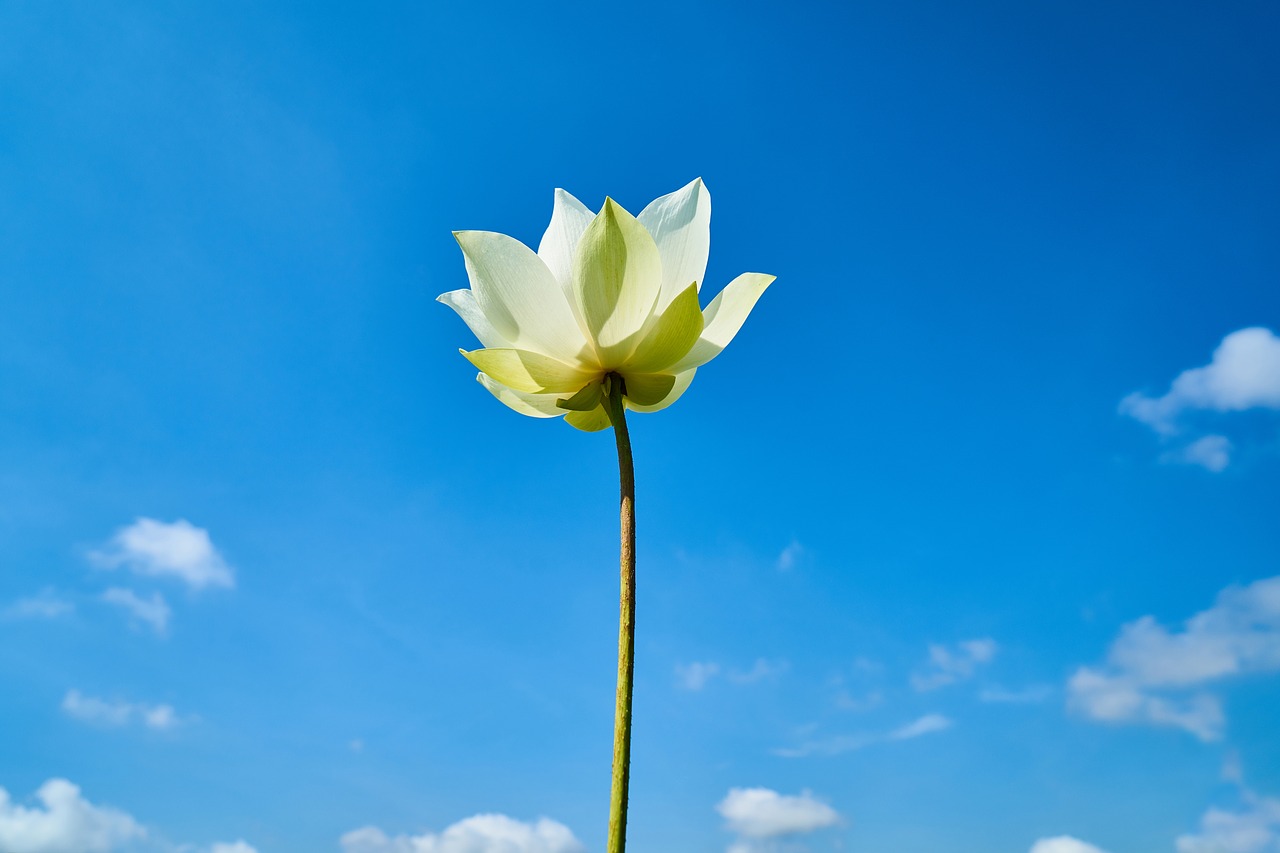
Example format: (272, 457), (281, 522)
(672, 273), (775, 372)
(462, 347), (596, 394)
(455, 230), (593, 365)
(638, 177), (711, 309)
(437, 289), (511, 349)
(620, 372), (676, 407)
(565, 405), (612, 432)
(573, 198), (662, 365)
(537, 189), (595, 290)
(625, 282), (704, 373)
(625, 368), (697, 413)
(477, 374), (565, 418)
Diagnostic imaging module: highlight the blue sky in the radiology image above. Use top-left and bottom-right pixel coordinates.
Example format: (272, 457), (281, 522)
(2, 2), (1279, 852)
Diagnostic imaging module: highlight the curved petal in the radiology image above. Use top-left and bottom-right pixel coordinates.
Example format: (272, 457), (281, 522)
(462, 347), (596, 394)
(573, 199), (662, 365)
(437, 289), (512, 349)
(638, 177), (711, 310)
(555, 380), (603, 412)
(620, 372), (676, 406)
(672, 273), (775, 372)
(625, 368), (696, 413)
(625, 283), (704, 373)
(455, 230), (593, 365)
(565, 405), (612, 432)
(537, 189), (595, 291)
(477, 374), (565, 418)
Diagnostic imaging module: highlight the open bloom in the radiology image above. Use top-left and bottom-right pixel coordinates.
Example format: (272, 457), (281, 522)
(439, 179), (774, 430)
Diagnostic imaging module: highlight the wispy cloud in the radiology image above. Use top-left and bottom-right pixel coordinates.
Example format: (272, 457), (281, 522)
(1067, 574), (1280, 740)
(90, 517), (235, 590)
(980, 684), (1053, 704)
(717, 787), (840, 852)
(61, 689), (187, 730)
(1029, 837), (1110, 853)
(101, 587), (171, 635)
(1175, 781), (1280, 853)
(1120, 326), (1280, 470)
(776, 540), (804, 571)
(911, 638), (998, 691)
(727, 658), (789, 685)
(675, 661), (721, 691)
(2, 588), (74, 620)
(340, 814), (584, 853)
(774, 713), (953, 758)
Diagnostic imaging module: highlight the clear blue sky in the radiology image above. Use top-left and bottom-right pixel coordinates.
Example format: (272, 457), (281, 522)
(2, 2), (1278, 852)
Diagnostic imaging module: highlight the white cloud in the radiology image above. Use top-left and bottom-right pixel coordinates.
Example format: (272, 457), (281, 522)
(1121, 327), (1280, 434)
(102, 587), (171, 635)
(1176, 793), (1280, 853)
(90, 518), (235, 591)
(1067, 575), (1280, 740)
(1162, 435), (1234, 472)
(2, 588), (74, 620)
(340, 814), (584, 853)
(1029, 837), (1110, 853)
(210, 843), (259, 853)
(717, 788), (841, 839)
(776, 540), (804, 571)
(727, 658), (788, 685)
(979, 685), (1053, 704)
(888, 713), (953, 740)
(0, 778), (146, 853)
(675, 661), (720, 691)
(911, 638), (998, 691)
(61, 689), (186, 731)
(773, 713), (952, 757)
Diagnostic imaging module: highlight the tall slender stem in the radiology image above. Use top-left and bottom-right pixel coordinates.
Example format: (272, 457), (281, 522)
(604, 374), (635, 853)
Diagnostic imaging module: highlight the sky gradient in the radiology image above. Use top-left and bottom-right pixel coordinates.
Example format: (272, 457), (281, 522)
(2, 2), (1279, 852)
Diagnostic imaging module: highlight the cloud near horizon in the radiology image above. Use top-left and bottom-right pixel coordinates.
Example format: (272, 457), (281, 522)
(340, 814), (584, 853)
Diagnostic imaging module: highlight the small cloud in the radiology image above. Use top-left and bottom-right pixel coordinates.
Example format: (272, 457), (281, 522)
(979, 685), (1053, 704)
(834, 689), (883, 712)
(101, 587), (171, 635)
(888, 713), (952, 740)
(340, 814), (584, 853)
(717, 787), (841, 840)
(1161, 434), (1233, 472)
(1120, 327), (1280, 434)
(776, 540), (804, 571)
(773, 713), (952, 758)
(211, 843), (259, 853)
(90, 517), (235, 591)
(61, 689), (187, 731)
(2, 588), (74, 620)
(1066, 574), (1280, 740)
(675, 661), (721, 691)
(1175, 790), (1280, 853)
(727, 658), (788, 685)
(349, 739), (365, 753)
(0, 778), (146, 852)
(911, 638), (998, 691)
(1029, 837), (1110, 853)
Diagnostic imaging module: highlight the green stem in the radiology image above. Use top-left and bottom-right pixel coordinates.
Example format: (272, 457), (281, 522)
(604, 373), (635, 853)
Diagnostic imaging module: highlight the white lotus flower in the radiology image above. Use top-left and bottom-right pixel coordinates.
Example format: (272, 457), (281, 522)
(439, 179), (774, 431)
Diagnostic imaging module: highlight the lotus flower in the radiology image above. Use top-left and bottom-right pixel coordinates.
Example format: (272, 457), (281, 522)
(439, 179), (774, 430)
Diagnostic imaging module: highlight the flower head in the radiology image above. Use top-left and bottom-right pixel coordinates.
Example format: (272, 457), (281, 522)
(440, 179), (774, 431)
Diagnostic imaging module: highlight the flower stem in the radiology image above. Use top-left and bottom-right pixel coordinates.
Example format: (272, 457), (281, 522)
(604, 373), (635, 853)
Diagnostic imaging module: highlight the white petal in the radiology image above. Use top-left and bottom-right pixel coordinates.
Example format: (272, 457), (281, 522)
(625, 368), (696, 413)
(537, 188), (595, 290)
(477, 374), (565, 418)
(437, 289), (512, 349)
(455, 230), (594, 365)
(672, 273), (775, 372)
(638, 178), (711, 310)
